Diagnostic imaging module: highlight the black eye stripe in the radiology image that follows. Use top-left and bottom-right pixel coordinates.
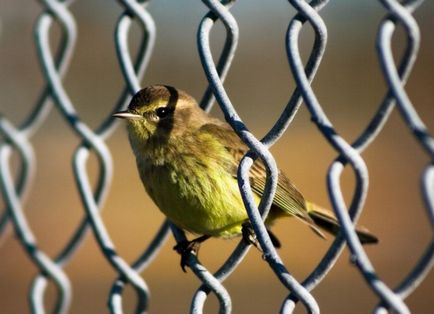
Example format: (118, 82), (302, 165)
(155, 107), (174, 118)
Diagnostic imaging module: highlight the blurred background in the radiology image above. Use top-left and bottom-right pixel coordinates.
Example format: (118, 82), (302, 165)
(0, 0), (433, 313)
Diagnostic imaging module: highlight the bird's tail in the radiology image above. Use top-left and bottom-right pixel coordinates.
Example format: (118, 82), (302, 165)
(306, 202), (378, 245)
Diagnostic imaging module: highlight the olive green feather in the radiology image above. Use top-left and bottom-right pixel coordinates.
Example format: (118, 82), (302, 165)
(116, 85), (378, 247)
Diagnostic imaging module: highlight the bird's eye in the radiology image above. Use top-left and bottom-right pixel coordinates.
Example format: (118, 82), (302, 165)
(155, 107), (173, 119)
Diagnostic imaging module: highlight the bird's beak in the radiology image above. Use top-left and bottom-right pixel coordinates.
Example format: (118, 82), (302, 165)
(113, 110), (142, 120)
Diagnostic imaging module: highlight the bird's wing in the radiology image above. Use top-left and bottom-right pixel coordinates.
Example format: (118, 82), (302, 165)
(197, 122), (312, 221)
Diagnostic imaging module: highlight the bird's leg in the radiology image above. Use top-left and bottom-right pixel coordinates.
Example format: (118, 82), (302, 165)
(173, 234), (210, 272)
(241, 222), (262, 252)
(242, 222), (282, 250)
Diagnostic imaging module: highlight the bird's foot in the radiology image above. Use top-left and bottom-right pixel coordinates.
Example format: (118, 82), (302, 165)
(242, 222), (262, 252)
(173, 235), (210, 272)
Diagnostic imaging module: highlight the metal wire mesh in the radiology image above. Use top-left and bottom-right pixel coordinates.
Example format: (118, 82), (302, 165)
(0, 0), (432, 313)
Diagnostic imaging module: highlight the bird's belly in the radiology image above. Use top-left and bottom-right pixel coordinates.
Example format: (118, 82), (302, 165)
(143, 165), (249, 238)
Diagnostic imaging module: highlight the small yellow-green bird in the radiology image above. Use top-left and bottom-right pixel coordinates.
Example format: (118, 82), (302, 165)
(114, 85), (377, 271)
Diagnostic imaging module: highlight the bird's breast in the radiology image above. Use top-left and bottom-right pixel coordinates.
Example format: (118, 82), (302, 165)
(136, 152), (249, 237)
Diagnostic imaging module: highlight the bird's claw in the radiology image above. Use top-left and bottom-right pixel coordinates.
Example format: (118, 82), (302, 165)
(173, 235), (210, 272)
(242, 222), (262, 252)
(173, 240), (200, 272)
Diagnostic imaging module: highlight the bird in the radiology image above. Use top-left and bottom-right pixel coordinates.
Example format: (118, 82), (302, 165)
(113, 85), (378, 271)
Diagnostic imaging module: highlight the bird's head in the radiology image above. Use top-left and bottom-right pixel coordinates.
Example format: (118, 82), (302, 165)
(114, 85), (206, 145)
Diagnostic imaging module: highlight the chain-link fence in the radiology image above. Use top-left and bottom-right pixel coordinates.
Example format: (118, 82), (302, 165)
(0, 0), (433, 313)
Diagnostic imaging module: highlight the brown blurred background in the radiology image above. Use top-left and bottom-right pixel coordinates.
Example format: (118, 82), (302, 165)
(1, 0), (433, 313)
